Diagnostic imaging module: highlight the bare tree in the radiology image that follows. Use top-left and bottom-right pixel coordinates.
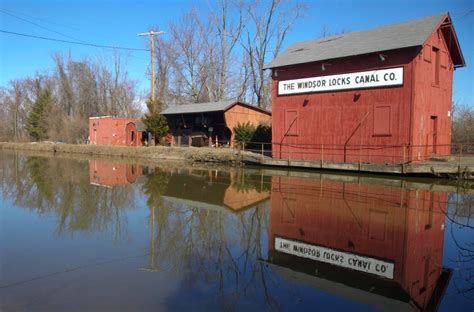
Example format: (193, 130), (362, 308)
(242, 0), (305, 108)
(452, 101), (474, 145)
(211, 0), (244, 101)
(0, 51), (140, 143)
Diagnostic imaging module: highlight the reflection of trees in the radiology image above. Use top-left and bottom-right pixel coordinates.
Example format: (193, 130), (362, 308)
(141, 167), (281, 309)
(232, 169), (271, 193)
(447, 192), (474, 299)
(0, 153), (137, 238)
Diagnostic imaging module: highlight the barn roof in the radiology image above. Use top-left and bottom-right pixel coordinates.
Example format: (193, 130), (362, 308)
(162, 100), (271, 115)
(265, 12), (465, 69)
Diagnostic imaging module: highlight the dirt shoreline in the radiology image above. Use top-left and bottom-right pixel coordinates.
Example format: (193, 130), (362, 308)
(0, 142), (259, 164)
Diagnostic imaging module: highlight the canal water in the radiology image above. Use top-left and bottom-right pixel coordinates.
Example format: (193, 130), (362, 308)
(0, 152), (473, 311)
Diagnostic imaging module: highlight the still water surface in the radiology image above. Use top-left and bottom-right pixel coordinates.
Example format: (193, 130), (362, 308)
(0, 152), (473, 311)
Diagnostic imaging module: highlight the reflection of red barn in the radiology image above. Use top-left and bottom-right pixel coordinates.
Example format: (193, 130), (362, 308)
(89, 116), (146, 146)
(268, 175), (449, 311)
(266, 13), (465, 163)
(89, 160), (143, 187)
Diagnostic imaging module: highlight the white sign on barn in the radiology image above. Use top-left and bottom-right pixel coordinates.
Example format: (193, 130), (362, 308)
(278, 67), (404, 95)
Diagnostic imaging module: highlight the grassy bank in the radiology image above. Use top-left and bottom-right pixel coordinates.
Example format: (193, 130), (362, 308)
(0, 142), (259, 164)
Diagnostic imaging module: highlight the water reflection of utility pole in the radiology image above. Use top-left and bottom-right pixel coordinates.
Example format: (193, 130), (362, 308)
(140, 206), (158, 272)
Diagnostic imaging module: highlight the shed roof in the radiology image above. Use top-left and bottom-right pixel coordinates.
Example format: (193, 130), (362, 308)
(265, 12), (465, 69)
(161, 100), (271, 115)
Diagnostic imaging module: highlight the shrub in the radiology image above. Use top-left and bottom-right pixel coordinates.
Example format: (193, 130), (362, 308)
(233, 122), (256, 148)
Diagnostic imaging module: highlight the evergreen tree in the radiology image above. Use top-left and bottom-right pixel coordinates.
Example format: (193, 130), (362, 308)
(233, 122), (256, 148)
(27, 88), (52, 141)
(142, 98), (169, 145)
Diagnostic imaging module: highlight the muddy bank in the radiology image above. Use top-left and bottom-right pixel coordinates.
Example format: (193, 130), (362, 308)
(0, 142), (260, 164)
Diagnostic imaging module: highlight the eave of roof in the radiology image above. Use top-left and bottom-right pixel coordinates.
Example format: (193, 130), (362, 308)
(161, 100), (271, 115)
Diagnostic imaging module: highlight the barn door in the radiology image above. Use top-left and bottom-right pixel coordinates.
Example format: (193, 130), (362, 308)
(430, 116), (438, 155)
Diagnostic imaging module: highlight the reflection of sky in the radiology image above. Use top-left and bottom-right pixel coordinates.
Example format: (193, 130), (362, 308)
(1, 154), (473, 311)
(0, 189), (182, 310)
(0, 178), (376, 311)
(440, 201), (474, 311)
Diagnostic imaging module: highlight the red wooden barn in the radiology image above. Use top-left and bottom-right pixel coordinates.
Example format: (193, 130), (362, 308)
(265, 13), (465, 164)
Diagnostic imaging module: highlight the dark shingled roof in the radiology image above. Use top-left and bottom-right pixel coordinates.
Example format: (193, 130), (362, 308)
(161, 100), (271, 115)
(265, 13), (461, 69)
(162, 100), (236, 115)
(127, 121), (147, 131)
(134, 121), (147, 132)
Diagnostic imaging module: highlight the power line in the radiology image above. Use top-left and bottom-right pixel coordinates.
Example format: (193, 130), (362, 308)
(1, 8), (80, 31)
(0, 10), (149, 61)
(0, 9), (84, 43)
(0, 29), (149, 52)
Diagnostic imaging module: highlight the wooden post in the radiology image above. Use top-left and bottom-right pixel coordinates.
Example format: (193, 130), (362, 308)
(358, 145), (361, 170)
(402, 144), (406, 174)
(321, 144), (324, 168)
(288, 144), (291, 166)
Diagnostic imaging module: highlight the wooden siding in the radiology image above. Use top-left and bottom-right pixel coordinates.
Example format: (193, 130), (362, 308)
(271, 48), (417, 163)
(411, 29), (454, 160)
(271, 21), (459, 164)
(224, 104), (271, 147)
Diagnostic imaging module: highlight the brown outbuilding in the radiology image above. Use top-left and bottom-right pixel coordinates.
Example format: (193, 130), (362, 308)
(162, 100), (271, 147)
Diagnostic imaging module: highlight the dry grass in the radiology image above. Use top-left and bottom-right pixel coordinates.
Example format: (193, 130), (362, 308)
(0, 142), (258, 164)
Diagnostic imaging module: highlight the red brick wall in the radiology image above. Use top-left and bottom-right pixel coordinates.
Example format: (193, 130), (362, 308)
(89, 117), (139, 145)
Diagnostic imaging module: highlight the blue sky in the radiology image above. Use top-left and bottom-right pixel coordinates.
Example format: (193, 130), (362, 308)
(0, 0), (472, 105)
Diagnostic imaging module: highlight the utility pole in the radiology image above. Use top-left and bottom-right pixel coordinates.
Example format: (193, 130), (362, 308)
(138, 30), (164, 103)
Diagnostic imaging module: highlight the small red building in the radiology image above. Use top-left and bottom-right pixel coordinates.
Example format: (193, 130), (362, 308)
(89, 116), (145, 146)
(266, 13), (465, 164)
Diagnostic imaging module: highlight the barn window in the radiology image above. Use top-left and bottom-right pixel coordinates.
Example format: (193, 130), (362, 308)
(432, 47), (440, 86)
(285, 110), (298, 136)
(373, 105), (391, 136)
